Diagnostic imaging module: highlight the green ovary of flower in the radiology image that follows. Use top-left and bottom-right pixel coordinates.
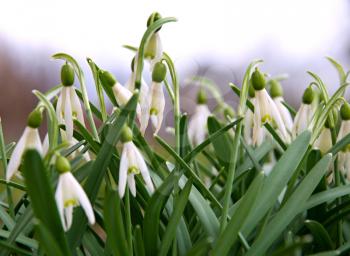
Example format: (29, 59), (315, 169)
(261, 114), (272, 124)
(150, 108), (158, 115)
(128, 166), (140, 174)
(341, 144), (350, 152)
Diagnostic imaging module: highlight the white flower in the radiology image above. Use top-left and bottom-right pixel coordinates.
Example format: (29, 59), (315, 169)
(6, 127), (42, 181)
(118, 141), (154, 198)
(314, 127), (332, 154)
(148, 33), (163, 70)
(337, 120), (350, 178)
(55, 171), (95, 231)
(292, 103), (314, 138)
(125, 72), (150, 134)
(273, 96), (293, 132)
(188, 104), (211, 146)
(111, 82), (142, 122)
(149, 82), (165, 134)
(253, 89), (290, 146)
(56, 86), (85, 141)
(244, 98), (256, 145)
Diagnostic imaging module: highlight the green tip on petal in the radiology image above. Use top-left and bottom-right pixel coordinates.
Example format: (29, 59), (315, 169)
(152, 62), (167, 82)
(27, 109), (43, 128)
(302, 87), (314, 104)
(147, 12), (162, 32)
(197, 89), (207, 104)
(269, 80), (283, 98)
(56, 155), (71, 174)
(340, 102), (350, 120)
(61, 63), (75, 86)
(99, 70), (117, 87)
(250, 68), (266, 91)
(121, 125), (133, 143)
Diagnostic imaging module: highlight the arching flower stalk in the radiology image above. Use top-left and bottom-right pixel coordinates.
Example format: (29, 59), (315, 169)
(269, 80), (293, 133)
(56, 63), (85, 142)
(6, 110), (43, 181)
(55, 155), (95, 231)
(118, 125), (154, 198)
(188, 90), (211, 146)
(337, 102), (350, 179)
(292, 87), (315, 139)
(149, 61), (167, 134)
(250, 68), (290, 146)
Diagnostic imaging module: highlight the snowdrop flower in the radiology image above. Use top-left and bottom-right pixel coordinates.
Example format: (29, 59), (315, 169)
(244, 84), (259, 145)
(6, 110), (43, 181)
(292, 87), (315, 138)
(125, 56), (150, 134)
(55, 155), (95, 231)
(100, 70), (141, 122)
(314, 120), (332, 154)
(250, 68), (290, 146)
(149, 62), (167, 134)
(188, 90), (211, 146)
(145, 12), (163, 70)
(337, 102), (350, 178)
(118, 125), (154, 198)
(269, 80), (293, 132)
(56, 63), (85, 142)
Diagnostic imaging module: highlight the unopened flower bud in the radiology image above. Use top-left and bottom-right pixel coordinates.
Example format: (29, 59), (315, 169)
(197, 89), (207, 104)
(55, 155), (71, 174)
(325, 117), (333, 129)
(99, 70), (117, 87)
(147, 12), (162, 32)
(152, 62), (167, 82)
(302, 87), (314, 104)
(251, 68), (266, 91)
(270, 80), (283, 98)
(27, 109), (43, 128)
(248, 83), (255, 98)
(61, 63), (75, 86)
(120, 125), (133, 143)
(340, 102), (350, 121)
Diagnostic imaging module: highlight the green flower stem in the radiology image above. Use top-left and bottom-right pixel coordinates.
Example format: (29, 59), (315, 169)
(125, 190), (133, 256)
(52, 53), (100, 142)
(0, 119), (14, 218)
(219, 122), (242, 233)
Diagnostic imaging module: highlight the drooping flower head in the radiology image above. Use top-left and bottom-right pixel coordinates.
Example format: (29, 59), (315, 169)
(269, 79), (293, 132)
(6, 109), (43, 181)
(292, 87), (315, 138)
(244, 83), (259, 145)
(99, 70), (141, 121)
(145, 12), (163, 70)
(250, 68), (290, 146)
(314, 118), (332, 154)
(149, 61), (167, 134)
(55, 155), (95, 231)
(56, 63), (85, 142)
(337, 102), (350, 178)
(188, 89), (211, 146)
(118, 125), (154, 198)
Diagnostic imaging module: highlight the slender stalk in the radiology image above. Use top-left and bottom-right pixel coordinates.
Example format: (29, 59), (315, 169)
(125, 190), (133, 256)
(0, 119), (14, 218)
(220, 122), (243, 233)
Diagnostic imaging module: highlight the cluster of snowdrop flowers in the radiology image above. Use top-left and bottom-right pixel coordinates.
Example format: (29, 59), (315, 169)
(249, 68), (290, 146)
(6, 109), (43, 181)
(188, 89), (211, 146)
(54, 155), (95, 231)
(118, 125), (154, 198)
(337, 102), (350, 178)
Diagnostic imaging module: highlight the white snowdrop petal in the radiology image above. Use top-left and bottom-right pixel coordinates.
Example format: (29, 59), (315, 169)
(64, 205), (74, 231)
(133, 143), (154, 193)
(118, 144), (129, 198)
(70, 88), (85, 125)
(55, 177), (66, 231)
(64, 88), (74, 141)
(127, 174), (137, 197)
(274, 97), (293, 131)
(6, 127), (29, 181)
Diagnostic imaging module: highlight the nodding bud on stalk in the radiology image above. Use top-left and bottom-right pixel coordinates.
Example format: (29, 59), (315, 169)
(120, 125), (133, 143)
(251, 68), (266, 91)
(99, 70), (117, 87)
(152, 62), (167, 82)
(248, 83), (255, 98)
(56, 155), (71, 174)
(340, 102), (350, 121)
(147, 12), (162, 31)
(270, 80), (283, 98)
(302, 87), (314, 104)
(324, 117), (333, 129)
(27, 109), (43, 128)
(61, 63), (75, 86)
(197, 89), (207, 104)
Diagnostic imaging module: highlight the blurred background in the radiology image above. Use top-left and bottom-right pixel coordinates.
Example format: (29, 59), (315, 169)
(0, 0), (349, 140)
